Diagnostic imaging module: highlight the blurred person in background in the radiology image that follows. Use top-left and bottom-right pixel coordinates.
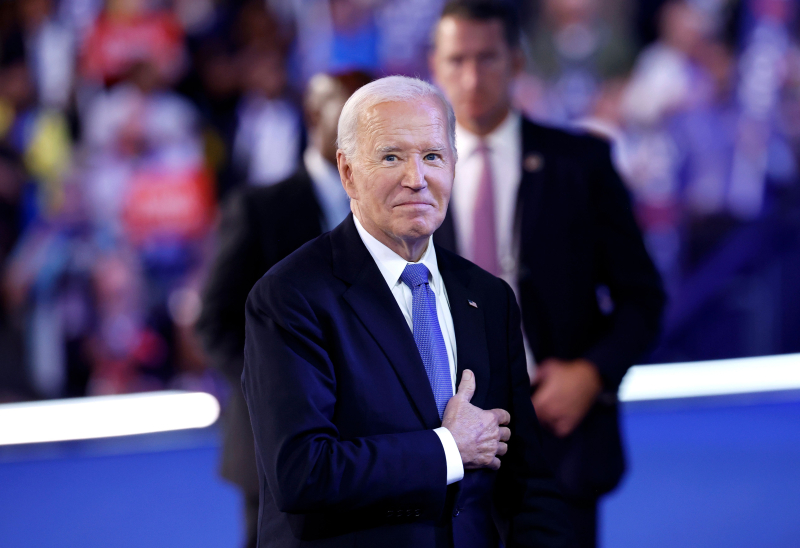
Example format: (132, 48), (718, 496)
(232, 44), (302, 187)
(80, 55), (214, 393)
(197, 70), (372, 548)
(180, 36), (242, 200)
(178, 0), (294, 200)
(0, 13), (73, 223)
(579, 0), (719, 289)
(226, 0), (300, 189)
(429, 2), (665, 546)
(2, 0), (75, 112)
(3, 174), (97, 398)
(0, 13), (75, 399)
(520, 0), (637, 124)
(79, 0), (185, 89)
(622, 0), (715, 128)
(0, 145), (28, 401)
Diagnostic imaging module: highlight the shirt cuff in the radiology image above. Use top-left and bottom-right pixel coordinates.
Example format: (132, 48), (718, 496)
(433, 427), (464, 485)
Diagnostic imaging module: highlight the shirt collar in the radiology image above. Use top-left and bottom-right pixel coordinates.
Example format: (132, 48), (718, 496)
(304, 147), (350, 230)
(353, 215), (443, 296)
(304, 147), (344, 198)
(455, 110), (520, 158)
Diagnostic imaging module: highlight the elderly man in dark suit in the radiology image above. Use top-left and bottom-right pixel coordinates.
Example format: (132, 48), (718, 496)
(242, 75), (572, 547)
(196, 71), (372, 548)
(429, 2), (666, 547)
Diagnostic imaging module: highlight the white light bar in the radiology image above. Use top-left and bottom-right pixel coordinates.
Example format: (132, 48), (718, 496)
(619, 353), (800, 402)
(0, 391), (220, 446)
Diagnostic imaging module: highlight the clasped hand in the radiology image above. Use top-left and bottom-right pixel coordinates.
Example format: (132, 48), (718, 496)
(442, 369), (511, 470)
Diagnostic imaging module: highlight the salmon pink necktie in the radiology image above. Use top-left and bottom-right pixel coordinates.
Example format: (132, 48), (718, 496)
(472, 140), (499, 276)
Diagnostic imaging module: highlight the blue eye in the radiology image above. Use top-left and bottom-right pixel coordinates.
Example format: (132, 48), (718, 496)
(385, 155), (397, 162)
(424, 153), (438, 161)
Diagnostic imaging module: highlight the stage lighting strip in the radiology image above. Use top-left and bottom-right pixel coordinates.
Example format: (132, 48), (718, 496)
(1, 354), (799, 446)
(0, 391), (220, 446)
(619, 352), (800, 402)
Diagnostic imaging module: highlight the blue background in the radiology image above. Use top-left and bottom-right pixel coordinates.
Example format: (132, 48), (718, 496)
(2, 393), (799, 548)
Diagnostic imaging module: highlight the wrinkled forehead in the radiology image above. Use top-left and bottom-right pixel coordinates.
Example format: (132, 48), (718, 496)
(357, 98), (450, 153)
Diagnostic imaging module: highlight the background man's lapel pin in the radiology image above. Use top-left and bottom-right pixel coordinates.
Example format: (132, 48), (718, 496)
(524, 153), (544, 173)
(468, 300), (478, 308)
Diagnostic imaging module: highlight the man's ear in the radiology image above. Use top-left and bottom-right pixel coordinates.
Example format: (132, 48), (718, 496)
(337, 150), (357, 200)
(304, 106), (321, 135)
(510, 47), (525, 77)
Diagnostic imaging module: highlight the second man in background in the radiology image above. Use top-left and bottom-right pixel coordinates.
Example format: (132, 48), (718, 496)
(430, 2), (666, 546)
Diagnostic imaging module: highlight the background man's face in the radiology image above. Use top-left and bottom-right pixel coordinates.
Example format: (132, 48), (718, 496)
(341, 98), (455, 246)
(431, 16), (519, 134)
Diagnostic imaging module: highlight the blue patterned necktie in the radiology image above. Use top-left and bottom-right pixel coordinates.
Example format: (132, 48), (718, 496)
(399, 263), (452, 420)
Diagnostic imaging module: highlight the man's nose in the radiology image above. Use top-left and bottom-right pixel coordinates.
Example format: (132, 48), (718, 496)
(461, 59), (480, 91)
(403, 156), (427, 189)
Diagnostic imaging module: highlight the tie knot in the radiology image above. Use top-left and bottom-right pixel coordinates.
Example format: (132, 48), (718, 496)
(400, 263), (430, 289)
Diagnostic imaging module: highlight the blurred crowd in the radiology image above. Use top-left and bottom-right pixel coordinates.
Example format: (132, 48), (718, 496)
(1, 0), (799, 402)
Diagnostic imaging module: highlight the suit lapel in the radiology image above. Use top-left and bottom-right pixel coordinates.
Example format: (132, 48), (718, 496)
(516, 118), (549, 283)
(332, 216), (442, 430)
(437, 251), (491, 411)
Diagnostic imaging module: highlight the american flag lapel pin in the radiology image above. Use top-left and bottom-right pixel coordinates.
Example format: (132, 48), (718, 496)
(468, 300), (478, 308)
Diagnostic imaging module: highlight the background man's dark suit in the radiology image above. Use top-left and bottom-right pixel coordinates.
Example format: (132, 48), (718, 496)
(196, 169), (323, 539)
(242, 214), (571, 548)
(435, 118), (666, 501)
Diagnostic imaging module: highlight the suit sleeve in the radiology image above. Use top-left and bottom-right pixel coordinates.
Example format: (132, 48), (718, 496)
(498, 282), (574, 548)
(242, 272), (448, 516)
(196, 190), (261, 382)
(582, 139), (667, 389)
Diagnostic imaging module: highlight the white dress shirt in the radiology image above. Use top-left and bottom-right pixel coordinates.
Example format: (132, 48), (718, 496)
(235, 96), (301, 186)
(304, 147), (351, 232)
(452, 111), (522, 291)
(353, 215), (465, 485)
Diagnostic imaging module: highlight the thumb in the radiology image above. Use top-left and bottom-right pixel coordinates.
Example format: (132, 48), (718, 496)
(456, 369), (476, 402)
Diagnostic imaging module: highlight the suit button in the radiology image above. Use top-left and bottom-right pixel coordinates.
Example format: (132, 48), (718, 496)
(453, 508), (460, 517)
(415, 509), (420, 517)
(386, 510), (394, 517)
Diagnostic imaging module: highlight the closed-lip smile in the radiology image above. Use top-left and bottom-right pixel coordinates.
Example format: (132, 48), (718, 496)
(395, 201), (434, 207)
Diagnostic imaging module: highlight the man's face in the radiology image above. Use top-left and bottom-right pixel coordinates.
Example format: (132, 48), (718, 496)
(338, 98), (455, 249)
(431, 16), (521, 134)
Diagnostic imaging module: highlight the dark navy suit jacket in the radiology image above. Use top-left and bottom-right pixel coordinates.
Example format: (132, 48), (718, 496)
(242, 214), (572, 548)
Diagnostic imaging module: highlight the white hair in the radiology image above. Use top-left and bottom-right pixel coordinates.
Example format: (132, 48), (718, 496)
(336, 75), (457, 160)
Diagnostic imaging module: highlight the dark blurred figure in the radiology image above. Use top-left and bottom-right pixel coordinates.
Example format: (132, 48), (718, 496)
(1, 0), (75, 112)
(177, 1), (296, 200)
(0, 143), (28, 402)
(0, 20), (73, 399)
(232, 44), (302, 187)
(196, 70), (372, 548)
(429, 2), (666, 546)
(179, 36), (242, 200)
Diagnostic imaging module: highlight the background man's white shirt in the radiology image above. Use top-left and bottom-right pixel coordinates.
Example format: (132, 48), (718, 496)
(451, 112), (537, 377)
(304, 147), (351, 232)
(452, 112), (522, 291)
